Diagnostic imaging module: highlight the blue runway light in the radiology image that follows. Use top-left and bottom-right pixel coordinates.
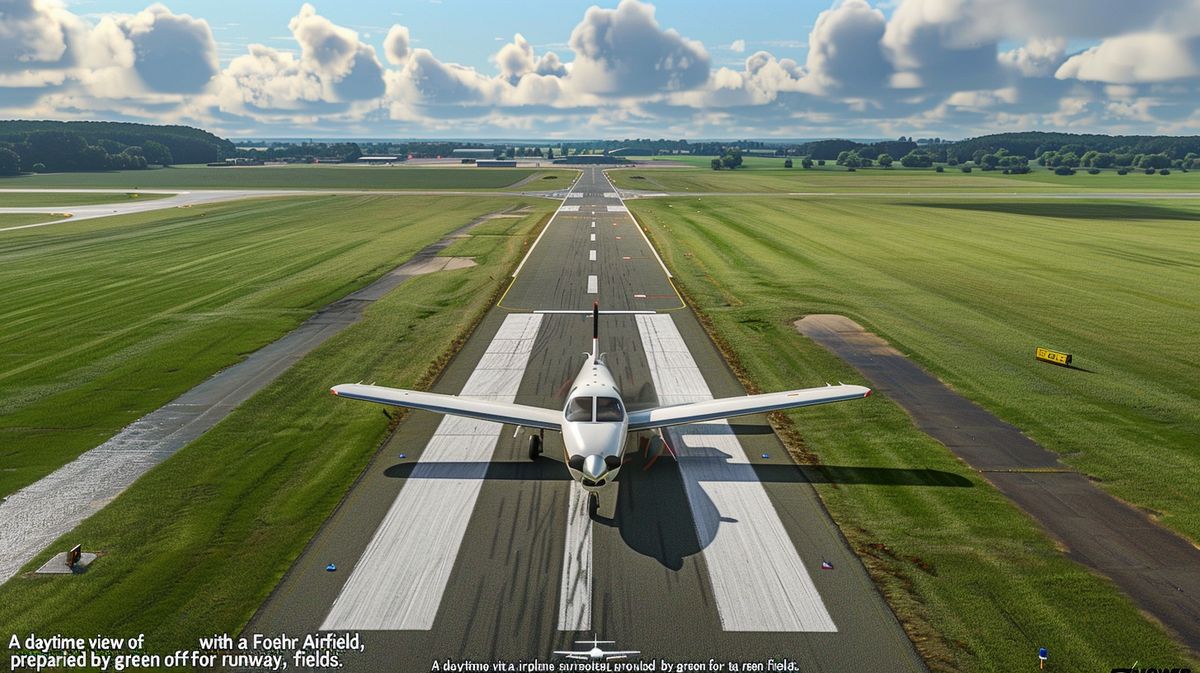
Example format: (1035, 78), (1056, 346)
(399, 453), (407, 459)
(761, 453), (769, 459)
(325, 563), (337, 572)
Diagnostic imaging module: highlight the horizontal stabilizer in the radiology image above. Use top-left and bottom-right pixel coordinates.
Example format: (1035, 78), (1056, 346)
(534, 309), (656, 315)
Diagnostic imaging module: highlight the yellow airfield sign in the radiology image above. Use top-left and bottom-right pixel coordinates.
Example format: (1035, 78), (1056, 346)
(1036, 347), (1072, 366)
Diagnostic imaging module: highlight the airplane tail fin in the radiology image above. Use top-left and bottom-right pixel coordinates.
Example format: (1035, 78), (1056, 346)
(591, 300), (599, 360)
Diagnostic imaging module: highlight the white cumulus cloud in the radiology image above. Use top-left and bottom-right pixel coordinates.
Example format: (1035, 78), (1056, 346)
(567, 0), (710, 96)
(1056, 33), (1200, 84)
(383, 24), (410, 65)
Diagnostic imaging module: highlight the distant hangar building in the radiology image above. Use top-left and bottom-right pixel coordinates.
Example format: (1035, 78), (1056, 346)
(452, 148), (495, 159)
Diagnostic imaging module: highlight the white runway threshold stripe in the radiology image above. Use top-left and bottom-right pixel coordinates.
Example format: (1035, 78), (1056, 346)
(635, 314), (837, 633)
(586, 275), (598, 294)
(558, 483), (593, 631)
(321, 313), (544, 631)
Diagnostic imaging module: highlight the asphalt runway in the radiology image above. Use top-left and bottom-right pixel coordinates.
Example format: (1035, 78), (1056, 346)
(797, 314), (1200, 653)
(248, 168), (931, 671)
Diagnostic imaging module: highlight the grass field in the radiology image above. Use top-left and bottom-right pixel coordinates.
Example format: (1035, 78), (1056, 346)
(0, 213), (68, 227)
(0, 164), (576, 190)
(0, 203), (547, 649)
(0, 191), (170, 206)
(0, 194), (554, 499)
(611, 160), (1200, 192)
(629, 195), (1199, 671)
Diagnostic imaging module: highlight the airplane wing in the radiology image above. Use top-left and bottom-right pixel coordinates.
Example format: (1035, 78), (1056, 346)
(331, 383), (562, 431)
(627, 384), (870, 431)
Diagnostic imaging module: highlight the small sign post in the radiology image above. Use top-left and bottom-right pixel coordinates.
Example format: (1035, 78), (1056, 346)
(66, 544), (82, 569)
(1038, 647), (1048, 669)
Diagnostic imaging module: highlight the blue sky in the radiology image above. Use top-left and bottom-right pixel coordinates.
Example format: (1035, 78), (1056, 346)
(67, 0), (822, 70)
(6, 1), (1200, 139)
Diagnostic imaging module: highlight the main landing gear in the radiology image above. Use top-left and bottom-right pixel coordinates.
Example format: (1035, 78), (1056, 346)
(528, 431), (543, 461)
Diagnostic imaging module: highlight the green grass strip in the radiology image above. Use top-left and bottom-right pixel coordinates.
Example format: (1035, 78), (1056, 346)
(0, 192), (170, 206)
(608, 161), (1200, 193)
(0, 166), (576, 191)
(629, 196), (1199, 672)
(0, 195), (549, 498)
(0, 202), (549, 647)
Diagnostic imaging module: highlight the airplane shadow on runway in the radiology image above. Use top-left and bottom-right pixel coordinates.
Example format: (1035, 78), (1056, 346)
(381, 432), (970, 570)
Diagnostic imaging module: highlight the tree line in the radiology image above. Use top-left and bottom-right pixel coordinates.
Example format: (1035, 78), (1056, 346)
(0, 121), (232, 175)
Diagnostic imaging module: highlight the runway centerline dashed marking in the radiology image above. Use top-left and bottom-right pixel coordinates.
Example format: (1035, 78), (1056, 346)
(589, 250), (597, 261)
(636, 313), (837, 633)
(321, 314), (544, 631)
(586, 275), (598, 294)
(590, 233), (596, 242)
(558, 484), (593, 631)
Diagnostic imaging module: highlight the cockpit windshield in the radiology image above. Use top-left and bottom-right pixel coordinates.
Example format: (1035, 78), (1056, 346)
(595, 397), (624, 422)
(564, 396), (625, 422)
(565, 397), (593, 422)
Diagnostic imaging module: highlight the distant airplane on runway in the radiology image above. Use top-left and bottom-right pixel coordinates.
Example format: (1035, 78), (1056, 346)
(331, 303), (871, 517)
(553, 636), (640, 662)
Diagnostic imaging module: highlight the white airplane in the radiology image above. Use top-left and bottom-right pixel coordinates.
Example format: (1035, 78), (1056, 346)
(331, 303), (871, 517)
(553, 636), (640, 662)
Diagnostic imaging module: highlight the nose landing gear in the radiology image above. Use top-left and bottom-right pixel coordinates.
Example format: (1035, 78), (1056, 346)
(588, 492), (599, 518)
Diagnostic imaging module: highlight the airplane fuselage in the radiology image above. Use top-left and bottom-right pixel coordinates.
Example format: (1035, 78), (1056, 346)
(560, 345), (629, 494)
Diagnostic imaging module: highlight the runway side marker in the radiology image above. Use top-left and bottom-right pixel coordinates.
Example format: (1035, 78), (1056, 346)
(321, 314), (544, 631)
(623, 256), (631, 260)
(634, 294), (646, 298)
(636, 314), (836, 632)
(820, 561), (833, 570)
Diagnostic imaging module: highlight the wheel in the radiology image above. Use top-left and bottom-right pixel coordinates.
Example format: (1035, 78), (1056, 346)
(588, 493), (599, 518)
(528, 434), (542, 461)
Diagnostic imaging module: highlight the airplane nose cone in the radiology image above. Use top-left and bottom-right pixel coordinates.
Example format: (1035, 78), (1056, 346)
(583, 454), (606, 479)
